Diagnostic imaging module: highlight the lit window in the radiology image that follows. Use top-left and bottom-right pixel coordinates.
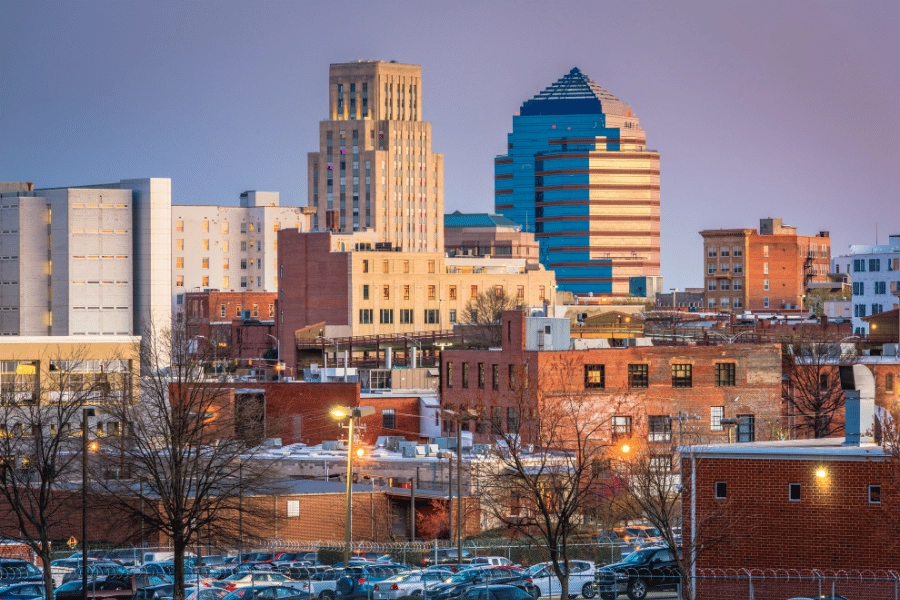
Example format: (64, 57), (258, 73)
(584, 364), (605, 389)
(671, 364), (692, 388)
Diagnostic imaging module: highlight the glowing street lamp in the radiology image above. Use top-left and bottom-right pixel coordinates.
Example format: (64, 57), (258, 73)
(330, 405), (375, 565)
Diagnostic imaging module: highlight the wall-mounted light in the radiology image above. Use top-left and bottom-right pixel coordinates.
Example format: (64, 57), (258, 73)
(815, 468), (827, 479)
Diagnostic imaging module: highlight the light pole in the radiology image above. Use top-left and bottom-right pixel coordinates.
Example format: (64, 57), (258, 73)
(317, 336), (343, 381)
(267, 334), (280, 362)
(82, 406), (96, 595)
(442, 408), (477, 564)
(399, 336), (423, 367)
(330, 406), (375, 565)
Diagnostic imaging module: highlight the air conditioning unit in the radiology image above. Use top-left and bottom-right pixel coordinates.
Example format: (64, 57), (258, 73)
(322, 440), (347, 451)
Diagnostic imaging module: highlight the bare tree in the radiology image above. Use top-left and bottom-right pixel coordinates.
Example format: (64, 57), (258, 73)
(95, 321), (275, 600)
(463, 290), (520, 348)
(783, 332), (858, 438)
(479, 357), (636, 600)
(0, 346), (133, 600)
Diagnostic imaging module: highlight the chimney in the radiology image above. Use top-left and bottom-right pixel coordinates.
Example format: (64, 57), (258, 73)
(839, 364), (876, 446)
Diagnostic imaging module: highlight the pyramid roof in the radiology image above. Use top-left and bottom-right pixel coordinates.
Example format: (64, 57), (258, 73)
(520, 67), (633, 117)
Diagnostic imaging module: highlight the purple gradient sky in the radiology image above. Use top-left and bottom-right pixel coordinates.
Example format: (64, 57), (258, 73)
(1, 1), (897, 288)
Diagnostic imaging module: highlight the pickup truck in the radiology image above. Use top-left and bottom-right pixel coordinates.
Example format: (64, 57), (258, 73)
(53, 574), (172, 600)
(593, 547), (680, 600)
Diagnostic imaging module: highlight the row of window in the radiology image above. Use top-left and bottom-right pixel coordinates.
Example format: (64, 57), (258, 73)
(707, 279), (744, 291)
(360, 309), (441, 325)
(175, 257), (271, 270)
(174, 239), (274, 253)
(174, 275), (273, 290)
(174, 220), (295, 234)
(707, 297), (745, 309)
(706, 246), (744, 258)
(445, 361), (737, 390)
(854, 304), (886, 318)
(715, 481), (881, 504)
(215, 304), (275, 319)
(361, 283), (529, 302)
(853, 281), (897, 295)
(854, 258), (900, 273)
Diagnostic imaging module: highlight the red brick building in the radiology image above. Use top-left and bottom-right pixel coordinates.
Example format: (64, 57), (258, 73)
(441, 311), (784, 446)
(184, 291), (278, 360)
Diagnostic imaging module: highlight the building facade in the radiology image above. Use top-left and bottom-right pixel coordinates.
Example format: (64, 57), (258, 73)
(171, 191), (313, 309)
(275, 230), (557, 371)
(443, 211), (541, 266)
(700, 218), (832, 313)
(307, 61), (444, 253)
(0, 178), (171, 337)
(183, 290), (279, 361)
(441, 311), (784, 446)
(843, 234), (900, 334)
(494, 68), (661, 296)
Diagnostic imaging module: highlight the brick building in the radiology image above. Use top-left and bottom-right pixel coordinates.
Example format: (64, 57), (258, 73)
(700, 218), (831, 313)
(441, 311), (784, 447)
(184, 291), (278, 361)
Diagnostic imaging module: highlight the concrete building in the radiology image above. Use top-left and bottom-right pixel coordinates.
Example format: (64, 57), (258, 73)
(171, 191), (313, 309)
(699, 218), (832, 313)
(441, 311), (784, 446)
(443, 211), (540, 265)
(494, 68), (661, 296)
(0, 178), (170, 337)
(307, 61), (444, 252)
(843, 234), (900, 334)
(276, 229), (557, 371)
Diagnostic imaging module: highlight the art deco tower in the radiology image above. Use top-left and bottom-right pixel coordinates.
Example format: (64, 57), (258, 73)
(307, 61), (444, 252)
(495, 68), (660, 295)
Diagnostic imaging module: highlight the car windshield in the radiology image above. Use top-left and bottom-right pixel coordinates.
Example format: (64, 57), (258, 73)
(385, 573), (413, 583)
(621, 549), (656, 564)
(626, 527), (661, 537)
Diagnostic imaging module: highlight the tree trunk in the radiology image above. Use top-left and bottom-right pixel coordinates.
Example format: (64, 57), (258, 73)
(39, 542), (54, 600)
(173, 535), (187, 600)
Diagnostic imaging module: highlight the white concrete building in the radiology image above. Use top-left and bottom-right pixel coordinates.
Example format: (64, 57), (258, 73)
(841, 235), (900, 335)
(171, 191), (313, 309)
(0, 178), (171, 337)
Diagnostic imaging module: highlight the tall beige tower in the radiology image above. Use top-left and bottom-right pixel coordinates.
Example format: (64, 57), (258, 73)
(307, 61), (444, 252)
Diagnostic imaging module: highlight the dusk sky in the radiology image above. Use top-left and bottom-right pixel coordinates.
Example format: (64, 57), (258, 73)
(1, 1), (897, 289)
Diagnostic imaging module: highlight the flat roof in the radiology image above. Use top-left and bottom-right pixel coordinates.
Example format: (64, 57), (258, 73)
(679, 437), (889, 462)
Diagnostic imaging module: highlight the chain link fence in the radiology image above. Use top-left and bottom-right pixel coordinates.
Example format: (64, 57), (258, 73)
(693, 568), (900, 600)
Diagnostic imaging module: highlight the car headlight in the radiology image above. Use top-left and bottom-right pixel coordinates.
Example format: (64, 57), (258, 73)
(616, 573), (628, 580)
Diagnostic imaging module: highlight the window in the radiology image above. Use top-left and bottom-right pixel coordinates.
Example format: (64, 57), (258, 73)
(428, 285), (436, 300)
(379, 309), (393, 324)
(628, 364), (649, 388)
(517, 285), (525, 299)
(715, 363), (736, 386)
(477, 363), (485, 388)
(492, 364), (499, 390)
(507, 407), (519, 432)
(176, 239), (184, 250)
(424, 309), (439, 324)
(539, 286), (545, 300)
(869, 258), (881, 272)
(201, 220), (209, 232)
(268, 304), (274, 318)
(491, 407), (502, 434)
(650, 455), (672, 473)
(202, 239), (210, 251)
(763, 279), (769, 291)
(201, 276), (209, 287)
(362, 285), (369, 300)
(763, 296), (770, 309)
(175, 275), (184, 286)
(220, 304), (227, 318)
(175, 220), (183, 232)
(763, 262), (769, 275)
(612, 416), (632, 439)
(359, 309), (373, 324)
(382, 409), (396, 429)
(671, 364), (692, 388)
(383, 285), (390, 300)
(427, 260), (435, 273)
(584, 364), (605, 388)
(494, 285), (503, 298)
(382, 260), (389, 273)
(400, 309), (413, 324)
(733, 246), (743, 257)
(240, 259), (247, 270)
(886, 373), (894, 391)
(240, 222), (247, 234)
(763, 245), (769, 257)
(223, 258), (230, 270)
(403, 260), (409, 273)
(202, 257), (209, 269)
(222, 221), (229, 234)
(707, 247), (717, 258)
(648, 416), (671, 442)
(462, 363), (469, 388)
(286, 500), (300, 518)
(710, 406), (724, 431)
(707, 263), (716, 275)
(235, 305), (242, 317)
(789, 483), (801, 502)
(720, 280), (730, 291)
(175, 257), (184, 269)
(404, 285), (410, 300)
(733, 262), (743, 274)
(449, 286), (457, 300)
(362, 260), (369, 273)
(715, 482), (727, 499)
(737, 414), (755, 442)
(222, 276), (229, 288)
(875, 281), (887, 294)
(470, 285), (478, 299)
(446, 362), (453, 388)
(869, 485), (882, 504)
(449, 309), (457, 323)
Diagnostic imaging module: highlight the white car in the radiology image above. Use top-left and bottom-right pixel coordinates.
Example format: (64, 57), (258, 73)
(221, 572), (303, 592)
(373, 570), (453, 600)
(468, 558), (513, 567)
(524, 561), (596, 599)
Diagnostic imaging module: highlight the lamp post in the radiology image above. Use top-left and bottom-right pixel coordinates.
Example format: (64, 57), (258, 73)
(399, 336), (423, 367)
(330, 406), (375, 565)
(442, 408), (477, 564)
(82, 406), (96, 596)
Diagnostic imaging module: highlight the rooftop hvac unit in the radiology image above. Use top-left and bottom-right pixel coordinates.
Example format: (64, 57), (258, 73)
(425, 444), (439, 456)
(402, 446), (418, 458)
(322, 440), (347, 451)
(471, 444), (492, 456)
(415, 445), (427, 457)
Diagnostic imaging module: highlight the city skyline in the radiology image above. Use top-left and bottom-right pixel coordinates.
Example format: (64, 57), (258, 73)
(1, 0), (897, 289)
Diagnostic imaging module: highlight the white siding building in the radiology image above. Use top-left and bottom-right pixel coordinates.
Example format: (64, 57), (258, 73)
(844, 235), (900, 335)
(171, 191), (313, 309)
(0, 178), (171, 337)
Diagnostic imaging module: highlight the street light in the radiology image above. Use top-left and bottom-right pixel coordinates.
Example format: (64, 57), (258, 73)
(442, 407), (477, 564)
(330, 405), (375, 565)
(82, 406), (96, 596)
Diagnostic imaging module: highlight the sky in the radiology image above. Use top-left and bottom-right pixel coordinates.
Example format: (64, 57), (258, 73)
(1, 1), (898, 289)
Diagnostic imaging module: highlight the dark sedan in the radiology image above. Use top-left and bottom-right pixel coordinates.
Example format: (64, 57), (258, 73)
(222, 586), (312, 600)
(0, 583), (45, 600)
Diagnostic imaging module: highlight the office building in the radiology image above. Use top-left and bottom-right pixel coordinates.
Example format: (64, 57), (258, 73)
(840, 234), (900, 334)
(307, 61), (444, 252)
(494, 67), (660, 296)
(0, 178), (171, 337)
(699, 218), (831, 313)
(171, 191), (312, 309)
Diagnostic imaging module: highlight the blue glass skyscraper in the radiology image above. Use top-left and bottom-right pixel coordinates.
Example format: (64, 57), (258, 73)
(495, 68), (660, 296)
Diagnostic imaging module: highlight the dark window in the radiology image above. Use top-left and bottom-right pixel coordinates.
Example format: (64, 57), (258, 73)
(789, 483), (801, 501)
(446, 362), (453, 388)
(820, 374), (829, 390)
(492, 364), (499, 390)
(400, 309), (414, 324)
(612, 416), (632, 439)
(648, 416), (672, 442)
(462, 363), (469, 388)
(379, 309), (393, 324)
(508, 364), (515, 389)
(491, 407), (502, 434)
(672, 364), (693, 388)
(477, 363), (485, 388)
(359, 309), (373, 324)
(382, 409), (396, 429)
(869, 485), (881, 504)
(628, 364), (649, 388)
(584, 364), (605, 388)
(737, 414), (755, 442)
(424, 309), (440, 324)
(715, 363), (736, 386)
(507, 407), (519, 432)
(715, 481), (727, 499)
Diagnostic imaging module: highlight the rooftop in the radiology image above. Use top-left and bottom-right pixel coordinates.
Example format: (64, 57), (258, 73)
(444, 211), (521, 230)
(520, 67), (633, 117)
(681, 437), (889, 461)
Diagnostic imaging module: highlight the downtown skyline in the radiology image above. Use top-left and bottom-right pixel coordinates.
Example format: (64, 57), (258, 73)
(1, 0), (897, 289)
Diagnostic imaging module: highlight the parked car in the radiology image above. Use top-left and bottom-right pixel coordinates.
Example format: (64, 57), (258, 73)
(133, 583), (176, 600)
(60, 563), (130, 586)
(0, 582), (45, 600)
(594, 547), (680, 600)
(787, 596), (850, 600)
(185, 587), (230, 600)
(612, 527), (663, 548)
(458, 585), (535, 600)
(222, 586), (311, 600)
(373, 569), (453, 600)
(523, 561), (596, 599)
(54, 574), (171, 600)
(220, 572), (300, 593)
(422, 549), (473, 567)
(0, 560), (43, 587)
(468, 558), (513, 568)
(334, 566), (406, 600)
(423, 567), (536, 600)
